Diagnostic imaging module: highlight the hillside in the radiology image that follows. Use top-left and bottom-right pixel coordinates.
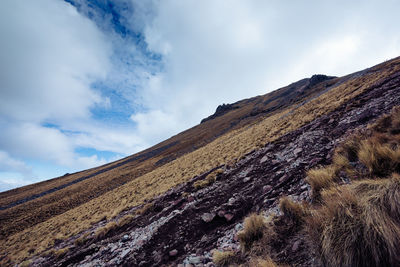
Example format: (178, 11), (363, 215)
(1, 57), (400, 266)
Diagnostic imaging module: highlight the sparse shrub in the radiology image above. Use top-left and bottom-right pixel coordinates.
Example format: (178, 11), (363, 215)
(212, 250), (236, 266)
(237, 214), (267, 251)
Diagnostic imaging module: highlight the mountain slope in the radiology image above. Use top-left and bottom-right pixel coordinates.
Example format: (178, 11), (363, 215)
(1, 57), (400, 266)
(0, 74), (336, 239)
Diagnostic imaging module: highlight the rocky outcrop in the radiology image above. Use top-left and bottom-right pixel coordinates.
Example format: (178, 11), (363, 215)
(201, 103), (239, 123)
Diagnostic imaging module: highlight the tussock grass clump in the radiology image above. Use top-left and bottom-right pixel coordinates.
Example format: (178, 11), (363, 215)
(372, 106), (400, 134)
(307, 174), (400, 267)
(358, 139), (400, 177)
(237, 214), (267, 251)
(306, 166), (338, 200)
(336, 136), (363, 162)
(212, 250), (236, 266)
(279, 197), (307, 223)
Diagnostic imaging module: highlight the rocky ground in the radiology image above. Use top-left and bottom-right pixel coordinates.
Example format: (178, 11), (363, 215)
(32, 70), (400, 267)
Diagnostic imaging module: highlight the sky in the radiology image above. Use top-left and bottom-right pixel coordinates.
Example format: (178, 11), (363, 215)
(0, 0), (400, 192)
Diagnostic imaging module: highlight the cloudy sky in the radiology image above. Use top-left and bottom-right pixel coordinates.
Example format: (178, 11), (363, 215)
(0, 0), (399, 191)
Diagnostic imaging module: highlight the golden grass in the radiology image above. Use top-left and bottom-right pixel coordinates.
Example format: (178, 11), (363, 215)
(304, 107), (400, 266)
(95, 222), (118, 240)
(193, 168), (223, 189)
(117, 214), (135, 228)
(306, 166), (338, 200)
(54, 247), (69, 259)
(279, 197), (307, 223)
(248, 257), (279, 267)
(74, 232), (90, 246)
(308, 175), (400, 266)
(237, 214), (267, 252)
(212, 250), (236, 266)
(2, 58), (400, 265)
(358, 139), (400, 177)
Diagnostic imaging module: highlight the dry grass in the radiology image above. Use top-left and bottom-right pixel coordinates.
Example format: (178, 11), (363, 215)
(279, 197), (307, 223)
(306, 166), (338, 200)
(212, 250), (236, 266)
(54, 247), (69, 259)
(248, 257), (279, 267)
(74, 232), (90, 246)
(193, 168), (223, 189)
(237, 214), (267, 252)
(358, 139), (400, 177)
(95, 222), (118, 240)
(2, 58), (400, 265)
(308, 175), (400, 266)
(304, 107), (400, 266)
(19, 260), (32, 267)
(117, 214), (135, 228)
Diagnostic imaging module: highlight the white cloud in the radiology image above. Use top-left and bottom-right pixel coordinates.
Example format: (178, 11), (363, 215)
(0, 0), (111, 123)
(0, 151), (32, 176)
(128, 0), (400, 144)
(0, 0), (115, 186)
(1, 0), (400, 191)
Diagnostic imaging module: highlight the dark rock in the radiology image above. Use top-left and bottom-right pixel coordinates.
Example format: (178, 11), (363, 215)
(224, 213), (234, 222)
(293, 148), (302, 155)
(201, 103), (239, 123)
(263, 185), (272, 193)
(308, 74), (335, 88)
(122, 234), (129, 242)
(292, 240), (301, 252)
(279, 174), (289, 183)
(201, 213), (216, 223)
(260, 155), (269, 164)
(169, 249), (178, 257)
(217, 210), (226, 217)
(310, 157), (322, 166)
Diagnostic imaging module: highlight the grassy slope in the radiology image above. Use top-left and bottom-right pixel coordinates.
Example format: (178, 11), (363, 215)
(1, 57), (400, 265)
(0, 74), (334, 239)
